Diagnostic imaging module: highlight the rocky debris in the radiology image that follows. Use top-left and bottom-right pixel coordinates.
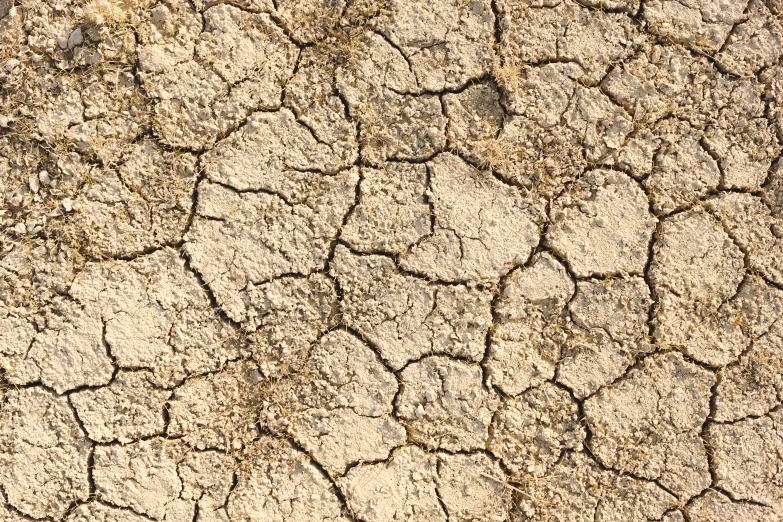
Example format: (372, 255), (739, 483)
(642, 0), (748, 52)
(227, 437), (350, 522)
(488, 382), (584, 478)
(332, 246), (492, 370)
(69, 248), (241, 387)
(263, 330), (405, 477)
(341, 163), (431, 255)
(341, 445), (510, 522)
(649, 209), (748, 366)
(706, 409), (783, 509)
(70, 370), (171, 443)
(486, 253), (573, 396)
(686, 490), (780, 522)
(511, 451), (678, 522)
(546, 170), (656, 278)
(398, 153), (542, 283)
(185, 170), (358, 321)
(0, 387), (91, 520)
(168, 360), (263, 451)
(584, 352), (715, 500)
(396, 355), (496, 452)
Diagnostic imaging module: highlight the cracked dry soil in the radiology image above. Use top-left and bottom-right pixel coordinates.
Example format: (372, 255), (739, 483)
(1, 0), (783, 520)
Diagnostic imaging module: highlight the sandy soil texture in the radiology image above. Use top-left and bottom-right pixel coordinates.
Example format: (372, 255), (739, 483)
(1, 0), (783, 520)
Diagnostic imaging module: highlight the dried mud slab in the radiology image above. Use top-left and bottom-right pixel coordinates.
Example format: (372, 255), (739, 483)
(185, 170), (358, 321)
(650, 209), (748, 366)
(227, 437), (350, 521)
(511, 452), (677, 521)
(332, 246), (492, 370)
(584, 352), (715, 500)
(396, 355), (496, 452)
(546, 169), (656, 278)
(686, 490), (780, 522)
(706, 409), (783, 510)
(488, 382), (584, 478)
(642, 0), (748, 52)
(0, 387), (91, 520)
(263, 330), (406, 477)
(2, 0), (783, 519)
(398, 153), (542, 284)
(341, 445), (510, 522)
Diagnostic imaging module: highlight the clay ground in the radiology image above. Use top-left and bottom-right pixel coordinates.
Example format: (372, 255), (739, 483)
(1, 0), (783, 520)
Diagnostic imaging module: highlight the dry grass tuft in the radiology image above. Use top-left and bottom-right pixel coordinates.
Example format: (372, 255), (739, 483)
(82, 0), (132, 25)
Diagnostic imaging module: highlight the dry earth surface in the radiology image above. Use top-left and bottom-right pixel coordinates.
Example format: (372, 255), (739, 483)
(1, 0), (783, 520)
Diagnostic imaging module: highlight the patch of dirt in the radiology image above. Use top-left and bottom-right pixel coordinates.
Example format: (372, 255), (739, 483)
(1, 0), (782, 520)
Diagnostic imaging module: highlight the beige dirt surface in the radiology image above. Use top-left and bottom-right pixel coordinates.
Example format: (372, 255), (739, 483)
(1, 0), (783, 520)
